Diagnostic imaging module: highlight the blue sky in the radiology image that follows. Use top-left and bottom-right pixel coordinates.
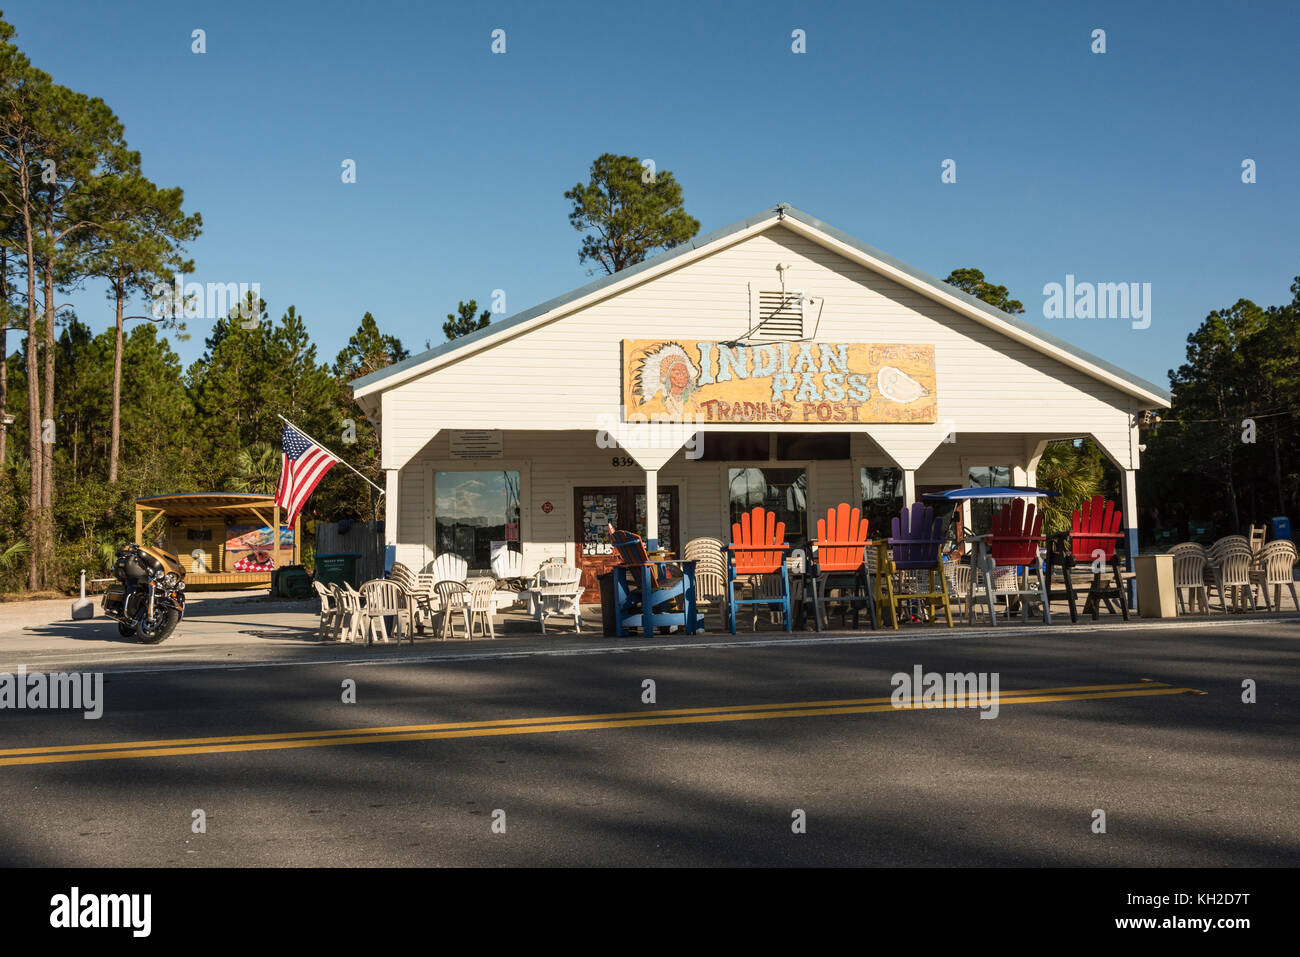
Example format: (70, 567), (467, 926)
(6, 0), (1297, 386)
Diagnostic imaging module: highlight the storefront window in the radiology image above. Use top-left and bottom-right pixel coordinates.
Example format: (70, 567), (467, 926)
(728, 467), (807, 543)
(776, 433), (850, 460)
(860, 466), (904, 536)
(698, 432), (770, 462)
(435, 470), (521, 570)
(967, 465), (1012, 534)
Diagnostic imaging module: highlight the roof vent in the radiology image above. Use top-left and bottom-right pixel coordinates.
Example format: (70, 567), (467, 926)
(751, 288), (805, 340)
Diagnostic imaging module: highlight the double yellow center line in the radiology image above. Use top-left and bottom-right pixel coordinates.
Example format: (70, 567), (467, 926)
(0, 681), (1200, 767)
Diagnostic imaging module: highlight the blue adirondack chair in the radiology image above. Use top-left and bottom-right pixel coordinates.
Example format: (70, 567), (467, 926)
(874, 502), (954, 629)
(609, 528), (699, 637)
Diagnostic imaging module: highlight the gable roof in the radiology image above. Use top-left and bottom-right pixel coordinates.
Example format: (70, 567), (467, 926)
(352, 203), (1172, 409)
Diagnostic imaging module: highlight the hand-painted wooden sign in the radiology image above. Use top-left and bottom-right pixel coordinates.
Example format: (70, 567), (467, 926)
(622, 340), (937, 423)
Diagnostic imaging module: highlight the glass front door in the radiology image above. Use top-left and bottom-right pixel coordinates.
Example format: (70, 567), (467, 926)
(574, 486), (679, 601)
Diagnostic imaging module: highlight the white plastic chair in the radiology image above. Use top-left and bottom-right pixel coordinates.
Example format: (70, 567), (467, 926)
(746, 573), (788, 631)
(684, 537), (727, 629)
(330, 583), (362, 642)
(1208, 536), (1249, 564)
(536, 563), (583, 635)
(466, 577), (498, 639)
(1169, 543), (1213, 614)
(434, 580), (471, 639)
(312, 581), (338, 639)
(426, 553), (469, 584)
(386, 562), (422, 635)
(1170, 541), (1223, 610)
(1252, 540), (1298, 612)
(490, 548), (528, 590)
(1217, 545), (1258, 613)
(359, 579), (408, 644)
(943, 560), (973, 619)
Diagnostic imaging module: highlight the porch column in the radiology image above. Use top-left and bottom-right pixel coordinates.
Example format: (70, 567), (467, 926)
(1024, 439), (1049, 488)
(1121, 469), (1139, 608)
(617, 424), (687, 550)
(644, 468), (660, 550)
(384, 468), (399, 574)
(903, 469), (917, 507)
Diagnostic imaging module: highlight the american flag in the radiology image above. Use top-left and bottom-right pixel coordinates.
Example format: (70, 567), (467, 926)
(275, 423), (341, 525)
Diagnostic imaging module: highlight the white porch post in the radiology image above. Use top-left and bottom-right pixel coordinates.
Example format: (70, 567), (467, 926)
(384, 468), (399, 574)
(1024, 438), (1050, 489)
(903, 469), (917, 507)
(619, 426), (686, 550)
(644, 468), (660, 550)
(1121, 468), (1139, 607)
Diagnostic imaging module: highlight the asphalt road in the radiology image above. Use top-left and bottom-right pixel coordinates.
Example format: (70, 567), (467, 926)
(0, 618), (1296, 866)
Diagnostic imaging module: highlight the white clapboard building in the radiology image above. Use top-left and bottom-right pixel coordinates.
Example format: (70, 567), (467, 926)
(351, 204), (1170, 597)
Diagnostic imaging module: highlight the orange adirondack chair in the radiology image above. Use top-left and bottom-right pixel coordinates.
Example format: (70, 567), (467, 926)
(726, 506), (791, 633)
(1044, 496), (1130, 622)
(809, 504), (877, 630)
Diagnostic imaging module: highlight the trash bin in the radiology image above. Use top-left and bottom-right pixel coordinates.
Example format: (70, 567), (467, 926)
(315, 553), (361, 588)
(277, 565), (313, 599)
(598, 571), (618, 636)
(1270, 516), (1291, 541)
(1133, 553), (1176, 618)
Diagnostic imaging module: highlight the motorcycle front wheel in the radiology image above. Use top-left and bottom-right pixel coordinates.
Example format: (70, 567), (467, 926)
(137, 607), (181, 645)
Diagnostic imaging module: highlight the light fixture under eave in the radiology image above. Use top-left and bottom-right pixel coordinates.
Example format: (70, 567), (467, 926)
(1136, 410), (1162, 430)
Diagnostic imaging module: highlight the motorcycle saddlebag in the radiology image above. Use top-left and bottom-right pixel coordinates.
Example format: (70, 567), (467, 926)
(103, 582), (127, 616)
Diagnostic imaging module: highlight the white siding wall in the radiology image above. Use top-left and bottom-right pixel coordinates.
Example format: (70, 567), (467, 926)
(382, 223), (1151, 562)
(382, 226), (1137, 471)
(398, 428), (1059, 563)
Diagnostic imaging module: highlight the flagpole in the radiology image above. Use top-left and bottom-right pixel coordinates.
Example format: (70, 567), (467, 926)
(276, 413), (386, 495)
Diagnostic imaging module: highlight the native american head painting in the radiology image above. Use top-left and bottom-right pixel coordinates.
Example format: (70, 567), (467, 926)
(633, 341), (700, 415)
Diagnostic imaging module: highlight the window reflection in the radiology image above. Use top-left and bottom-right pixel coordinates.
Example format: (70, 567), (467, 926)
(860, 466), (904, 537)
(967, 465), (1012, 535)
(435, 471), (521, 570)
(728, 467), (807, 543)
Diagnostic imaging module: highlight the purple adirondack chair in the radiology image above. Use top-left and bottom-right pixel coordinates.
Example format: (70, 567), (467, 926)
(890, 503), (945, 568)
(876, 502), (954, 628)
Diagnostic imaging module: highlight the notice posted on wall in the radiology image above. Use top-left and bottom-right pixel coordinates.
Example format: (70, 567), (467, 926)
(449, 429), (504, 459)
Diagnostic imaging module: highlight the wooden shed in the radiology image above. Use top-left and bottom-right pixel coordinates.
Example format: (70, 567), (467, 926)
(134, 493), (300, 590)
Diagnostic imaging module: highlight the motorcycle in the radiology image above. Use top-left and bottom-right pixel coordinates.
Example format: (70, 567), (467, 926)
(102, 543), (187, 644)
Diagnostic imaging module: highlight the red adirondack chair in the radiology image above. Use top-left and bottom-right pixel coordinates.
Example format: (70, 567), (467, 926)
(809, 504), (877, 630)
(974, 498), (1051, 624)
(1045, 496), (1130, 622)
(726, 506), (791, 634)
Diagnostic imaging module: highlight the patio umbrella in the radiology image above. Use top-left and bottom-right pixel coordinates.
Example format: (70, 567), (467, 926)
(920, 487), (1060, 546)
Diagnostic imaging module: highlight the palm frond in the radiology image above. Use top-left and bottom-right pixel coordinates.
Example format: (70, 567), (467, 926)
(0, 540), (31, 570)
